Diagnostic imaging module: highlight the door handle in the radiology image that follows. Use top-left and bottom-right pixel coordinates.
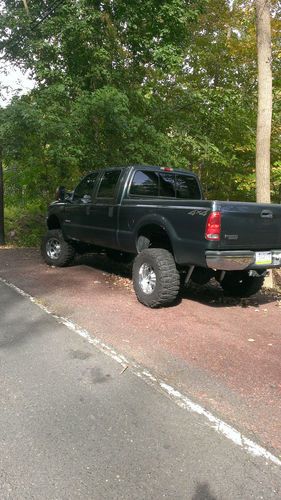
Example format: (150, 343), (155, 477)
(261, 210), (273, 218)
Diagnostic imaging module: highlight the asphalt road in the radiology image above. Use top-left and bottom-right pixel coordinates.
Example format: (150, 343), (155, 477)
(0, 280), (280, 499)
(1, 248), (280, 456)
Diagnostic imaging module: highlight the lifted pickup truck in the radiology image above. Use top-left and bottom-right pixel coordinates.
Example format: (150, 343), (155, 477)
(41, 165), (281, 307)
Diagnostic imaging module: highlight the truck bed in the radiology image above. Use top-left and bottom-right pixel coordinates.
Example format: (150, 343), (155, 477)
(217, 200), (281, 250)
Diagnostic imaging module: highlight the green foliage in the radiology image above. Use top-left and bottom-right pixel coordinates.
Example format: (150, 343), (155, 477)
(4, 202), (46, 247)
(0, 0), (280, 246)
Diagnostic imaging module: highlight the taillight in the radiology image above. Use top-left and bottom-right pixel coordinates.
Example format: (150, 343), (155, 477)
(205, 211), (221, 241)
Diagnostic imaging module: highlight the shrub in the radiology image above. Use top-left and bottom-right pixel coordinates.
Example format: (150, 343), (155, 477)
(4, 202), (47, 247)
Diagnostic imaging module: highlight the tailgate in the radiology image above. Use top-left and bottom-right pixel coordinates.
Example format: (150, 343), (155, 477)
(219, 201), (281, 250)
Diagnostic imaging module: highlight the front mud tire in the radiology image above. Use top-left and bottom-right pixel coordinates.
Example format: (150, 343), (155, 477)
(221, 271), (265, 298)
(41, 229), (76, 267)
(132, 248), (180, 308)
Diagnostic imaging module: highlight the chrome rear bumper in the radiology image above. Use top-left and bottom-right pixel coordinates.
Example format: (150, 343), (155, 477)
(206, 250), (281, 271)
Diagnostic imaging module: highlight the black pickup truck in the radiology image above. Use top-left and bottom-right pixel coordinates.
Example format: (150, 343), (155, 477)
(41, 165), (281, 307)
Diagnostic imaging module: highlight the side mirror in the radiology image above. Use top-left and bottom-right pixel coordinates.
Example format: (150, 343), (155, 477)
(56, 186), (66, 201)
(82, 194), (92, 204)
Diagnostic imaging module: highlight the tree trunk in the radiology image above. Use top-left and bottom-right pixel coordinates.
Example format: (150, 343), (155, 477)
(22, 1), (29, 15)
(255, 0), (272, 203)
(0, 151), (5, 245)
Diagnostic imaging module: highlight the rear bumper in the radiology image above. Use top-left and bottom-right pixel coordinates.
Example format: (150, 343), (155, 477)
(206, 250), (281, 271)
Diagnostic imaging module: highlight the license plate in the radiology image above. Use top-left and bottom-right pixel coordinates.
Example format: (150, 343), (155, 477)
(255, 251), (272, 265)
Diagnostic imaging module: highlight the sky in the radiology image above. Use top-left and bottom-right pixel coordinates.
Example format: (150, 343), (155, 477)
(0, 62), (35, 106)
(0, 0), (35, 106)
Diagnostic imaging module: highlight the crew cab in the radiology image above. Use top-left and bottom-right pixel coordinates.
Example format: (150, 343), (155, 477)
(41, 165), (281, 307)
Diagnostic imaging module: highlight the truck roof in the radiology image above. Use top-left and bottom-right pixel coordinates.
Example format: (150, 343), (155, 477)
(96, 164), (197, 176)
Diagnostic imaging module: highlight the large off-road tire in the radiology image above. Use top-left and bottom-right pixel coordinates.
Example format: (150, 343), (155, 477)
(221, 271), (265, 298)
(41, 229), (76, 267)
(132, 248), (180, 308)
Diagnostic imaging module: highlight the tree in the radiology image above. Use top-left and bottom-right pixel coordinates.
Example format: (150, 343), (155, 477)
(0, 147), (4, 245)
(0, 0), (280, 207)
(21, 0), (29, 15)
(0, 110), (5, 245)
(255, 0), (272, 203)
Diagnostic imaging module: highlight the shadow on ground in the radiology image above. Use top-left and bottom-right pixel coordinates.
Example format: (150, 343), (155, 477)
(74, 252), (279, 309)
(192, 482), (217, 500)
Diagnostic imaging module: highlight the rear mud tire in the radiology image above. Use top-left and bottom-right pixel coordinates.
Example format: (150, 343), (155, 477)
(41, 229), (76, 267)
(221, 271), (265, 298)
(133, 248), (180, 308)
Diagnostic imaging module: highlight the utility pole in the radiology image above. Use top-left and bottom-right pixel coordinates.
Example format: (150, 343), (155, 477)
(0, 148), (5, 245)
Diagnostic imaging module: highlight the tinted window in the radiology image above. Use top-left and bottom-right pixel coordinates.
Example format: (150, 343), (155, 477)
(97, 170), (121, 198)
(130, 171), (158, 197)
(176, 175), (201, 199)
(159, 173), (176, 197)
(73, 173), (98, 201)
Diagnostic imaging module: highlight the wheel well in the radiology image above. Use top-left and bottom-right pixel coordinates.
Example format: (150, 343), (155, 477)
(47, 215), (61, 230)
(136, 224), (173, 254)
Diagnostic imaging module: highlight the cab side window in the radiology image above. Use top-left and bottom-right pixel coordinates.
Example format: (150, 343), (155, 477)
(96, 170), (121, 199)
(73, 173), (99, 202)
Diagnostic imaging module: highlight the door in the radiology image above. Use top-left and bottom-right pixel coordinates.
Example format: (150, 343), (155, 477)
(87, 169), (122, 248)
(63, 172), (100, 242)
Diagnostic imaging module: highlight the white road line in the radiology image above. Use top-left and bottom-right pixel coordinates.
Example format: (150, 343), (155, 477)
(1, 276), (280, 467)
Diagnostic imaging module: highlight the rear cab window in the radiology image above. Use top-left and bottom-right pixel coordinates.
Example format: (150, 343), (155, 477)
(129, 169), (201, 200)
(129, 171), (159, 197)
(176, 175), (201, 199)
(159, 173), (176, 197)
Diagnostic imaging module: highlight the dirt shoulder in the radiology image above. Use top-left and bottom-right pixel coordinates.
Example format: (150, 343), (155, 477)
(1, 247), (281, 456)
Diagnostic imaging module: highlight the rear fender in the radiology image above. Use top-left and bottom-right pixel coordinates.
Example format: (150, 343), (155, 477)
(134, 214), (177, 254)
